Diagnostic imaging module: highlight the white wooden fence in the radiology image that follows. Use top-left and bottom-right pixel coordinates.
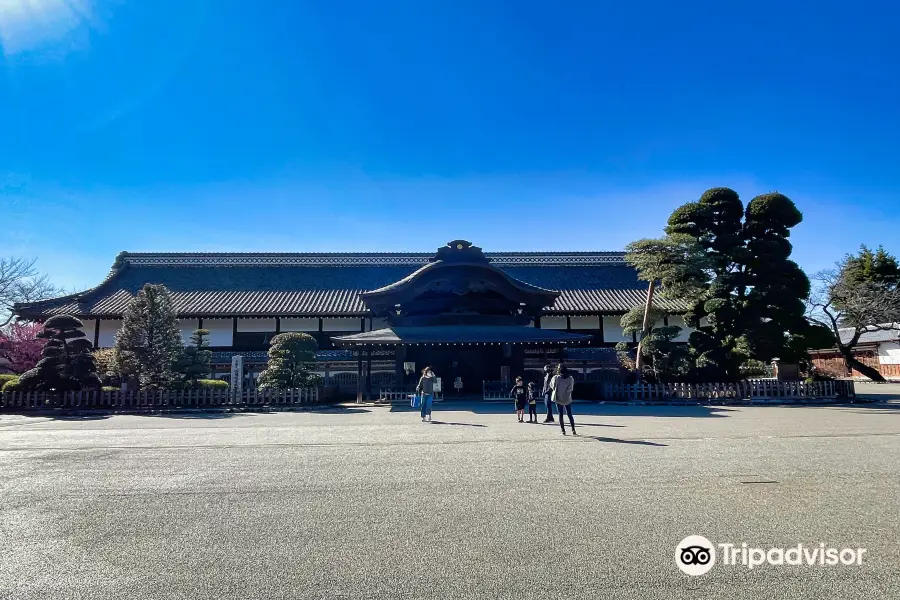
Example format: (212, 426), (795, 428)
(0, 387), (321, 412)
(378, 386), (443, 402)
(603, 379), (855, 402)
(483, 381), (511, 401)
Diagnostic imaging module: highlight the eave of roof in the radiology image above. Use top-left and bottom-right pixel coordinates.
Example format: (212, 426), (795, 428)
(332, 326), (592, 345)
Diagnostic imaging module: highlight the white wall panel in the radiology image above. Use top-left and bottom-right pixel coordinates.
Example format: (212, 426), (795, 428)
(281, 318), (319, 332)
(667, 315), (693, 342)
(542, 316), (567, 330)
(98, 320), (121, 348)
(322, 318), (362, 332)
(204, 319), (234, 347)
(78, 319), (97, 346)
(602, 316), (630, 342)
(570, 316), (600, 330)
(236, 318), (276, 332)
(878, 342), (900, 365)
(178, 319), (199, 344)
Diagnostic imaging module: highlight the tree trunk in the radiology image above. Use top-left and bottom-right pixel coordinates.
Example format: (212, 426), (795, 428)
(840, 347), (885, 382)
(634, 280), (656, 382)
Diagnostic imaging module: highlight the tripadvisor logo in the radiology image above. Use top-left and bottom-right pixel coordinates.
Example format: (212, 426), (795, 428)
(675, 536), (867, 576)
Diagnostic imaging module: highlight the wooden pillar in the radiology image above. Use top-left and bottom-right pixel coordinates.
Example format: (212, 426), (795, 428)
(198, 317), (204, 329)
(534, 316), (542, 329)
(394, 345), (406, 388)
(365, 345), (373, 401)
(275, 317), (281, 334)
(93, 319), (100, 348)
(356, 346), (363, 403)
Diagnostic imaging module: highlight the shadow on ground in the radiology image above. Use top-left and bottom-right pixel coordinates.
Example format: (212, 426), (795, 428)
(389, 401), (735, 419)
(580, 434), (667, 447)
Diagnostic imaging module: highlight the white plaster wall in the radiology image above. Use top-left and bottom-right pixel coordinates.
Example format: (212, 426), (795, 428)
(667, 315), (694, 342)
(78, 319), (97, 345)
(281, 318), (318, 332)
(178, 319), (198, 344)
(542, 316), (567, 330)
(878, 342), (900, 365)
(602, 316), (631, 342)
(98, 320), (121, 348)
(237, 318), (277, 332)
(370, 318), (389, 331)
(322, 317), (362, 332)
(204, 319), (234, 347)
(570, 316), (600, 330)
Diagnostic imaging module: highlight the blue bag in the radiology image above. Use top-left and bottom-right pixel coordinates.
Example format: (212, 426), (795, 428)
(410, 394), (420, 408)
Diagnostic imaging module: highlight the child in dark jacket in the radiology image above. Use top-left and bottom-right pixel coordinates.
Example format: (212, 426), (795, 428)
(510, 377), (528, 423)
(527, 382), (538, 423)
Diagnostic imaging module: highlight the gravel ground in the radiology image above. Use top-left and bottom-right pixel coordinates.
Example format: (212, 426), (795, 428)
(1, 393), (899, 599)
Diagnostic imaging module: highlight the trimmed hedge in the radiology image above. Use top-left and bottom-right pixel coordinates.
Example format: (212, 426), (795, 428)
(197, 379), (228, 389)
(1, 376), (21, 392)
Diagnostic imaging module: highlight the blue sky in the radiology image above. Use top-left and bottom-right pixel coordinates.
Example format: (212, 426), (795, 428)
(1, 0), (898, 292)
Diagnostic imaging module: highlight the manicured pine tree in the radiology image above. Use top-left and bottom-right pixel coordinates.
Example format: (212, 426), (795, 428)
(175, 329), (213, 388)
(257, 332), (320, 390)
(114, 284), (183, 390)
(16, 315), (100, 391)
(663, 188), (812, 381)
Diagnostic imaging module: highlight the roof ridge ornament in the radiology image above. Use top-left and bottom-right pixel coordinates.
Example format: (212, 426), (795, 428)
(433, 240), (489, 264)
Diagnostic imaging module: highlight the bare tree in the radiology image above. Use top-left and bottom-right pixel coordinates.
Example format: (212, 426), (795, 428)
(806, 268), (900, 382)
(0, 257), (63, 327)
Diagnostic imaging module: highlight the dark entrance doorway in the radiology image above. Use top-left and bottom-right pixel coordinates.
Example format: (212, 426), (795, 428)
(407, 345), (504, 396)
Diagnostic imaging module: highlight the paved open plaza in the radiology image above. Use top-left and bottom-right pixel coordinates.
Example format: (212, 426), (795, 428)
(2, 385), (899, 599)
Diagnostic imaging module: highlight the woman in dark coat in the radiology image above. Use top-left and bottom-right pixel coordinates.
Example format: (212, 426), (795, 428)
(550, 364), (576, 435)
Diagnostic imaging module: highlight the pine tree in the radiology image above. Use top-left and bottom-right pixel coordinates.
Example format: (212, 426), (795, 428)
(16, 315), (101, 391)
(616, 306), (691, 383)
(662, 188), (812, 381)
(175, 329), (212, 388)
(114, 284), (183, 390)
(257, 332), (320, 390)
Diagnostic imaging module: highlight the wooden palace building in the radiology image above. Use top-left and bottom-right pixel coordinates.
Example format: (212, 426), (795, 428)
(15, 240), (690, 399)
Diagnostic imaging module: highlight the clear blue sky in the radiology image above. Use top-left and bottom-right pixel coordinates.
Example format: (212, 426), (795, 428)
(1, 0), (898, 292)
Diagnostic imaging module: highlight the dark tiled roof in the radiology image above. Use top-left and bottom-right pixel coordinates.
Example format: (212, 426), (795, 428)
(16, 251), (687, 318)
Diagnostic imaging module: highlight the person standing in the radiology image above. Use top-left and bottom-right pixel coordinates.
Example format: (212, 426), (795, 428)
(550, 364), (576, 435)
(510, 376), (528, 423)
(542, 364), (555, 423)
(526, 382), (538, 423)
(416, 366), (437, 422)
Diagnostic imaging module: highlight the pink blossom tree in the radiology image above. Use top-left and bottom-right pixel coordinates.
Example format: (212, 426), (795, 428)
(0, 322), (46, 373)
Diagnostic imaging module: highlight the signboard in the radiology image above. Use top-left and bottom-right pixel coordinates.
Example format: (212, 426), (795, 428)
(434, 377), (442, 393)
(231, 355), (244, 398)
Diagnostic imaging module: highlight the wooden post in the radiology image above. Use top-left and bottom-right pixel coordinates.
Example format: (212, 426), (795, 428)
(365, 345), (373, 401)
(356, 346), (364, 403)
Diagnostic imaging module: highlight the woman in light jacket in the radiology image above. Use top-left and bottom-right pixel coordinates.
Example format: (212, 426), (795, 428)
(416, 366), (437, 422)
(550, 364), (576, 435)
